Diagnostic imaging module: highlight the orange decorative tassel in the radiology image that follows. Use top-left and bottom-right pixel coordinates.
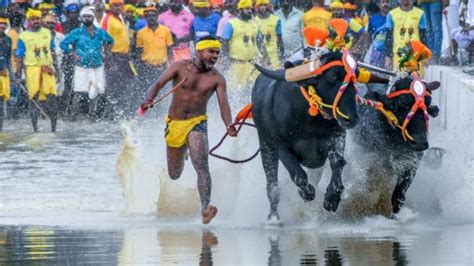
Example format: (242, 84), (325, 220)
(308, 105), (319, 117)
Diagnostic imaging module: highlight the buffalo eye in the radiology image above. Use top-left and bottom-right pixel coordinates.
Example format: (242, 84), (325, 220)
(324, 69), (339, 84)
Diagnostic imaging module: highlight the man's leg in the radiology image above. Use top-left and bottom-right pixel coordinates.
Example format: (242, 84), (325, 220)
(188, 129), (217, 224)
(44, 96), (58, 132)
(29, 96), (39, 132)
(167, 145), (187, 180)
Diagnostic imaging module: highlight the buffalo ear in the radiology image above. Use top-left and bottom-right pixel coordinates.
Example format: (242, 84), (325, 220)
(325, 69), (338, 84)
(425, 81), (441, 91)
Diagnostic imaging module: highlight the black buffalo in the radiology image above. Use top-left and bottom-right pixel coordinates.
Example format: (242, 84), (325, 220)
(252, 52), (363, 222)
(353, 76), (440, 216)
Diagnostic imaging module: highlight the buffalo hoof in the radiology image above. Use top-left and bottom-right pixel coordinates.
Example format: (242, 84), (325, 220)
(266, 213), (282, 227)
(298, 184), (315, 202)
(323, 185), (344, 212)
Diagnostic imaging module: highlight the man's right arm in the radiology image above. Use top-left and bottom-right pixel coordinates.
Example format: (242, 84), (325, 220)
(143, 61), (180, 106)
(59, 31), (75, 54)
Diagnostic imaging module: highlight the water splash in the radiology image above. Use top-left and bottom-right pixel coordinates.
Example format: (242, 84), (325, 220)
(116, 122), (159, 214)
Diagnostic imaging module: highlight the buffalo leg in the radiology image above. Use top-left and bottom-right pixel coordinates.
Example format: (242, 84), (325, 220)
(324, 136), (346, 212)
(260, 143), (280, 221)
(391, 169), (416, 214)
(278, 146), (315, 202)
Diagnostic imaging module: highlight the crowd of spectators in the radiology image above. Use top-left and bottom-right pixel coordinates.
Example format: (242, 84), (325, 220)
(0, 0), (471, 132)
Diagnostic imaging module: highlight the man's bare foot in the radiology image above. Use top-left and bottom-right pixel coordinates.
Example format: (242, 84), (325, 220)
(202, 205), (218, 224)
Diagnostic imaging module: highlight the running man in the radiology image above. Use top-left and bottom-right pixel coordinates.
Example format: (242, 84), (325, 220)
(140, 36), (237, 224)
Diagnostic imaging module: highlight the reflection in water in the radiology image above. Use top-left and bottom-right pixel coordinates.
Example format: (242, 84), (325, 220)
(268, 236), (281, 266)
(393, 241), (409, 266)
(157, 229), (219, 265)
(0, 227), (123, 264)
(200, 230), (218, 266)
(300, 254), (318, 265)
(0, 225), (471, 264)
(324, 247), (342, 266)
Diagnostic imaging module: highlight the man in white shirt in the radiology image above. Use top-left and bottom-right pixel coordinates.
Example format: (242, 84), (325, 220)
(274, 0), (304, 59)
(451, 0), (474, 63)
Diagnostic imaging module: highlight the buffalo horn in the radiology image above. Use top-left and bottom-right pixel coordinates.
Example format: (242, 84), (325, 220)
(254, 64), (286, 81)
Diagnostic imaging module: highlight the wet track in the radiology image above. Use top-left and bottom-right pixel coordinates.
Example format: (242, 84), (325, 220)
(0, 99), (473, 264)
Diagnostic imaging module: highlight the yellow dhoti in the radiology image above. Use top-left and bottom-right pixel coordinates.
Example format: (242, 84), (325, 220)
(26, 66), (57, 101)
(0, 70), (10, 101)
(164, 115), (208, 148)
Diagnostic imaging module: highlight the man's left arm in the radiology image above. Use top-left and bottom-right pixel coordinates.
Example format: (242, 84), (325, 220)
(215, 75), (236, 136)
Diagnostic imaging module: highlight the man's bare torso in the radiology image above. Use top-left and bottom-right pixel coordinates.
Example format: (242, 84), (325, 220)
(168, 60), (223, 120)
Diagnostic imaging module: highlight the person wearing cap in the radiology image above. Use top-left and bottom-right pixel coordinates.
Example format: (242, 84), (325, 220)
(61, 2), (81, 34)
(38, 2), (56, 17)
(327, 1), (365, 55)
(140, 36), (236, 225)
(302, 0), (332, 31)
(136, 7), (174, 90)
(385, 0), (427, 72)
(275, 0), (304, 60)
(191, 0), (221, 43)
(124, 4), (137, 39)
(343, 2), (363, 27)
(60, 7), (114, 121)
(221, 0), (260, 91)
(101, 0), (135, 118)
(255, 0), (284, 68)
(210, 0), (224, 16)
(16, 9), (58, 132)
(0, 14), (12, 130)
(42, 13), (65, 98)
(158, 0), (195, 62)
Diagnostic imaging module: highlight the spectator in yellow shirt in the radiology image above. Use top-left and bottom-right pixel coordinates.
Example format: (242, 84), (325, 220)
(327, 1), (367, 58)
(136, 7), (174, 90)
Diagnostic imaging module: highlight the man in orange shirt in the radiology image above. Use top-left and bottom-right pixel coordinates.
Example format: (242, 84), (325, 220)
(101, 0), (135, 118)
(136, 7), (174, 91)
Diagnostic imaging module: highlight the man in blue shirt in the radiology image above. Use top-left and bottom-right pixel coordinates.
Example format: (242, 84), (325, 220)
(60, 7), (114, 121)
(191, 0), (222, 42)
(367, 0), (390, 68)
